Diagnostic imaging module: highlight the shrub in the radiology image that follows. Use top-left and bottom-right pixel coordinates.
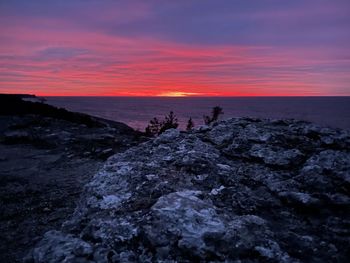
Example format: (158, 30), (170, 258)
(203, 106), (224, 125)
(159, 111), (178, 134)
(145, 117), (162, 137)
(186, 117), (194, 131)
(145, 111), (179, 137)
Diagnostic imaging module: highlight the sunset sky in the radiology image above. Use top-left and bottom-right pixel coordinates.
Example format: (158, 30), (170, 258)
(0, 0), (349, 96)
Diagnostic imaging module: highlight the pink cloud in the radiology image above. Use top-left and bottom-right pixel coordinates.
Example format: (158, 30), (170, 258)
(0, 15), (349, 96)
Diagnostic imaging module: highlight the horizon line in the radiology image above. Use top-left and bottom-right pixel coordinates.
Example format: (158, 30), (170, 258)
(1, 93), (349, 98)
(39, 95), (350, 98)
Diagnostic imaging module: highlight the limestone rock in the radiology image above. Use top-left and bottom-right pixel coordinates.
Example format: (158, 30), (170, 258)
(29, 118), (350, 262)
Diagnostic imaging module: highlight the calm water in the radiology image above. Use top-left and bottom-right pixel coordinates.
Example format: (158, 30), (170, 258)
(46, 97), (350, 130)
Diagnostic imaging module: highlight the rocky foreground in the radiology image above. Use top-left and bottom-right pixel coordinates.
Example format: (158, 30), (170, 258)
(29, 118), (350, 262)
(0, 95), (145, 262)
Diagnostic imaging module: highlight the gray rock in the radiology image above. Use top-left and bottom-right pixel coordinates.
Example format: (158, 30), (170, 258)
(31, 231), (93, 263)
(146, 190), (225, 257)
(249, 144), (303, 167)
(30, 118), (350, 262)
(154, 128), (180, 144)
(298, 150), (350, 191)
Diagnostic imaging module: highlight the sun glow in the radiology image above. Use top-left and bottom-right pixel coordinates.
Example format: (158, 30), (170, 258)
(156, 92), (200, 97)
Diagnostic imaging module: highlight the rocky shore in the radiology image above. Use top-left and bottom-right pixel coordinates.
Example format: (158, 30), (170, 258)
(0, 95), (146, 262)
(26, 117), (350, 262)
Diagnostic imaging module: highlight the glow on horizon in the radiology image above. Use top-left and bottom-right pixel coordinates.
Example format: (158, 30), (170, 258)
(156, 92), (201, 97)
(0, 0), (349, 96)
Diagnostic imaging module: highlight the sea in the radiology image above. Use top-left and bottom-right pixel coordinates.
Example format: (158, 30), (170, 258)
(46, 97), (350, 131)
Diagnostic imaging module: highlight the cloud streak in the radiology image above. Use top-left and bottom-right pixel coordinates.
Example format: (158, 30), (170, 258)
(0, 0), (349, 96)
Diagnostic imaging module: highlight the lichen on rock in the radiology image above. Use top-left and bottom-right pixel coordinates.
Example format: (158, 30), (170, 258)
(29, 118), (350, 262)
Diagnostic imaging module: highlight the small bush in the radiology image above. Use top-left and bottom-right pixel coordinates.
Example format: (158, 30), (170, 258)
(145, 117), (162, 137)
(186, 117), (194, 131)
(145, 111), (179, 137)
(203, 106), (224, 125)
(159, 111), (178, 134)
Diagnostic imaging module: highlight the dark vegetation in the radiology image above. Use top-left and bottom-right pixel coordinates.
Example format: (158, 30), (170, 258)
(159, 111), (179, 134)
(145, 106), (224, 136)
(145, 111), (179, 137)
(0, 94), (144, 155)
(0, 94), (103, 128)
(186, 117), (194, 131)
(145, 117), (162, 137)
(203, 106), (224, 125)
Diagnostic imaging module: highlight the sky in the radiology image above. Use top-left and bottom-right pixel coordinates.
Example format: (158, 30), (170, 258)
(0, 0), (349, 96)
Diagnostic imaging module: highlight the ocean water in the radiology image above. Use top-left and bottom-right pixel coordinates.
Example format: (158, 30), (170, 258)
(46, 97), (350, 130)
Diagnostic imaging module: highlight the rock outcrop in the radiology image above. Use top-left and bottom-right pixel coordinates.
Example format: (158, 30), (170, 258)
(29, 118), (350, 262)
(0, 97), (146, 262)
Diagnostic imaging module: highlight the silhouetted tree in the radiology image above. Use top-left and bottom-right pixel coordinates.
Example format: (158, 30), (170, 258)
(145, 117), (161, 137)
(145, 111), (179, 136)
(159, 111), (179, 134)
(204, 106), (224, 125)
(186, 117), (194, 131)
(212, 106), (224, 121)
(203, 115), (211, 125)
